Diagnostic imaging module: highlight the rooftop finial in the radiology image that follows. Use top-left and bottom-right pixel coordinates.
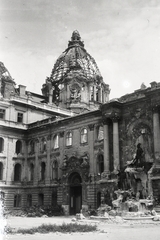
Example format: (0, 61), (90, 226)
(71, 30), (81, 41)
(68, 30), (84, 48)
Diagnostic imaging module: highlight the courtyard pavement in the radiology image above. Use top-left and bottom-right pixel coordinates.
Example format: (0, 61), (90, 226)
(3, 216), (160, 240)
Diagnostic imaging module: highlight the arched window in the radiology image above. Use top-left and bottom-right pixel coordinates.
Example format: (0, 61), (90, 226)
(0, 162), (3, 180)
(97, 126), (104, 140)
(41, 162), (46, 180)
(14, 163), (21, 181)
(66, 132), (72, 146)
(15, 140), (22, 154)
(38, 193), (44, 206)
(53, 134), (59, 149)
(0, 138), (4, 153)
(30, 163), (34, 181)
(98, 154), (104, 174)
(81, 128), (88, 143)
(52, 161), (58, 180)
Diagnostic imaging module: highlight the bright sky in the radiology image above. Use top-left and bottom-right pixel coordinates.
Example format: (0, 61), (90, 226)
(1, 0), (160, 99)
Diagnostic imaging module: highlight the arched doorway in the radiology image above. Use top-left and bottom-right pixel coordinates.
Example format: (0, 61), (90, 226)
(69, 172), (82, 215)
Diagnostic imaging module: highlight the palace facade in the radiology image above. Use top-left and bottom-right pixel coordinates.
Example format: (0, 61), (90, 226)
(0, 31), (160, 215)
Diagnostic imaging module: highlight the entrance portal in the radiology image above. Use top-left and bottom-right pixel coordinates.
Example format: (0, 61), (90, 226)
(70, 185), (82, 215)
(69, 172), (82, 215)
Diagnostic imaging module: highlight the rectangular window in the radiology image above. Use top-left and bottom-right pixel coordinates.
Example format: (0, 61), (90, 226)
(53, 135), (59, 149)
(66, 132), (72, 146)
(0, 109), (5, 119)
(98, 126), (104, 140)
(14, 194), (21, 207)
(17, 112), (23, 123)
(81, 128), (87, 143)
(27, 194), (32, 207)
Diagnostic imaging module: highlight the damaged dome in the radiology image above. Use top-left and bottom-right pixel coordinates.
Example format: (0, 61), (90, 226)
(50, 30), (102, 82)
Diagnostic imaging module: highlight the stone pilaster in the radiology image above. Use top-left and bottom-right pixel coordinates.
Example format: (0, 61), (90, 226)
(103, 118), (110, 175)
(112, 115), (120, 172)
(153, 106), (160, 165)
(46, 135), (51, 185)
(59, 131), (64, 178)
(34, 139), (39, 185)
(88, 124), (95, 174)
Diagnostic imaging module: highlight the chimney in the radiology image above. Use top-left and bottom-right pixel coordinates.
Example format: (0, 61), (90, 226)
(19, 85), (26, 96)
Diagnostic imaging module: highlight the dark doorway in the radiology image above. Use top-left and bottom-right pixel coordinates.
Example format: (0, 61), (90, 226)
(97, 192), (101, 208)
(70, 185), (82, 215)
(38, 193), (44, 206)
(69, 172), (82, 215)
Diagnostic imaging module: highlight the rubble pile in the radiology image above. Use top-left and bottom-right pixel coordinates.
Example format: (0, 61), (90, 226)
(4, 205), (64, 217)
(89, 189), (160, 222)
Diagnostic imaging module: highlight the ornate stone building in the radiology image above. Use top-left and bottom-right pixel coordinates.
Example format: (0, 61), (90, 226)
(0, 31), (160, 214)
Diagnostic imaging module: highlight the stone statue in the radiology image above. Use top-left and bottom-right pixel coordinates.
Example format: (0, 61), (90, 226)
(126, 143), (144, 168)
(134, 143), (144, 167)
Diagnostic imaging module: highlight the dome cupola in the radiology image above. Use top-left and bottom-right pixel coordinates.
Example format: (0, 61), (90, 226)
(42, 31), (110, 113)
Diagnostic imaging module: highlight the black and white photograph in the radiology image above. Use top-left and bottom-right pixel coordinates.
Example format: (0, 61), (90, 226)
(1, 0), (160, 239)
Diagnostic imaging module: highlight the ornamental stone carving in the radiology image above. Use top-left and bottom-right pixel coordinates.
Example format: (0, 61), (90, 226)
(61, 153), (90, 183)
(70, 83), (81, 102)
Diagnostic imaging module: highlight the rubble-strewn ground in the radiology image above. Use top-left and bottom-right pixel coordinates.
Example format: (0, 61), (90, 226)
(3, 216), (160, 240)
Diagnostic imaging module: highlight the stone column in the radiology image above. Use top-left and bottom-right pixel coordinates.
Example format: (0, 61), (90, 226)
(153, 106), (160, 164)
(49, 87), (54, 104)
(98, 87), (102, 103)
(93, 85), (96, 101)
(103, 119), (110, 175)
(112, 116), (120, 172)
